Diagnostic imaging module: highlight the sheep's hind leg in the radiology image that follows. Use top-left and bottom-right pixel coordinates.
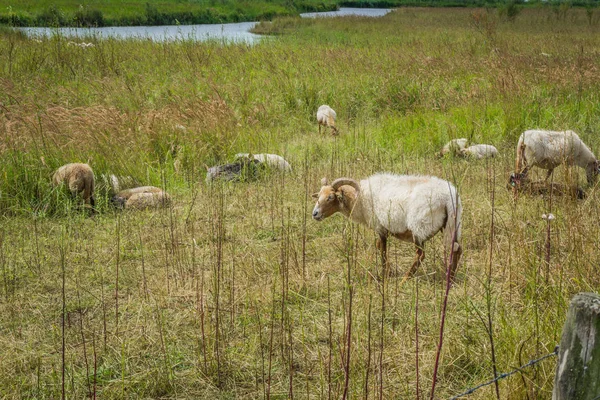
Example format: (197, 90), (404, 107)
(376, 234), (389, 280)
(449, 242), (462, 283)
(401, 245), (424, 285)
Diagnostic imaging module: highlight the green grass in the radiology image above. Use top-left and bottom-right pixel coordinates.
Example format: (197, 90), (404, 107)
(1, 7), (600, 398)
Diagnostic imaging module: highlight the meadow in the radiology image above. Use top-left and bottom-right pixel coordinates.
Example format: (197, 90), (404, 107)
(1, 7), (600, 399)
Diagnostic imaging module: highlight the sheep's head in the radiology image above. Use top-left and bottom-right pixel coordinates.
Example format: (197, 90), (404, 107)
(586, 160), (600, 185)
(507, 172), (526, 191)
(311, 177), (360, 221)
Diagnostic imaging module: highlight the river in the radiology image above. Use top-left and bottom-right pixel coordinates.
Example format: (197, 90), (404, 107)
(19, 8), (392, 43)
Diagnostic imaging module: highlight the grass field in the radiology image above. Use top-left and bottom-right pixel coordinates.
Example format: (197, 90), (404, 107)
(1, 7), (600, 399)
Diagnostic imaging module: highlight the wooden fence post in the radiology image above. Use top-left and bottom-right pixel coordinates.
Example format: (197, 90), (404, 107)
(553, 292), (600, 400)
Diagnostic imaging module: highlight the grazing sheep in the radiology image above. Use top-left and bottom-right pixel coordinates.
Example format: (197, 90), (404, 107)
(316, 105), (338, 135)
(52, 163), (95, 211)
(234, 153), (292, 172)
(460, 144), (498, 159)
(507, 175), (586, 199)
(312, 173), (462, 280)
(514, 130), (600, 186)
(206, 156), (265, 183)
(438, 138), (469, 158)
(111, 186), (170, 209)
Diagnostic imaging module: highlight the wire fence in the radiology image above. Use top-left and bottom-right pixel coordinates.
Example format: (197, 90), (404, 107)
(448, 345), (559, 399)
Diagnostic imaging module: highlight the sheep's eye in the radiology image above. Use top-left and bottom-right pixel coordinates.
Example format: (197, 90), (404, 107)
(327, 194), (335, 201)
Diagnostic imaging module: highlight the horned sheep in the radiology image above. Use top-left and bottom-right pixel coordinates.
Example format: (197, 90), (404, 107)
(234, 153), (292, 172)
(513, 129), (600, 186)
(312, 173), (462, 280)
(52, 163), (96, 211)
(316, 105), (338, 135)
(111, 186), (171, 210)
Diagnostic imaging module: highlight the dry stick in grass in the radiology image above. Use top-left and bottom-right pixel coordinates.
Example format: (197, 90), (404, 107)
(328, 276), (333, 400)
(256, 302), (266, 399)
(60, 235), (66, 400)
(378, 250), (386, 400)
(139, 230), (148, 301)
(213, 185), (224, 387)
(364, 295), (372, 400)
(92, 329), (97, 400)
(115, 215), (121, 337)
(342, 224), (354, 400)
(302, 152), (309, 281)
(267, 281), (276, 400)
(76, 275), (92, 398)
(486, 169), (501, 400)
(415, 277), (421, 400)
(429, 197), (459, 400)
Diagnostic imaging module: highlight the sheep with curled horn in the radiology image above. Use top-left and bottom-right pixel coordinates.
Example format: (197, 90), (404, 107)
(311, 173), (462, 281)
(52, 163), (96, 214)
(316, 105), (338, 135)
(111, 186), (171, 210)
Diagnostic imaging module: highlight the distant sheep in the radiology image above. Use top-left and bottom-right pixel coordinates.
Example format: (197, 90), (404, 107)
(461, 144), (498, 159)
(312, 173), (462, 280)
(316, 105), (338, 135)
(206, 156), (265, 183)
(438, 138), (468, 158)
(234, 153), (292, 172)
(52, 163), (95, 211)
(513, 130), (600, 186)
(111, 186), (170, 209)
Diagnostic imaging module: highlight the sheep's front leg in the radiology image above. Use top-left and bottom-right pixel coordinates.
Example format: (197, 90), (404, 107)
(407, 245), (425, 278)
(449, 242), (462, 282)
(319, 124), (322, 135)
(376, 234), (388, 278)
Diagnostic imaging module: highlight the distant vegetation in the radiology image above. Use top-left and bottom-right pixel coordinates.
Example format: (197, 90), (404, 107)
(0, 0), (598, 27)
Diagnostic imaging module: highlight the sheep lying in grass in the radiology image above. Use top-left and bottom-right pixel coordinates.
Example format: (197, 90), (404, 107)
(111, 186), (171, 209)
(312, 173), (462, 280)
(438, 138), (469, 158)
(513, 129), (600, 186)
(206, 156), (265, 183)
(460, 144), (498, 159)
(316, 105), (338, 135)
(52, 163), (95, 212)
(507, 175), (586, 199)
(234, 153), (292, 172)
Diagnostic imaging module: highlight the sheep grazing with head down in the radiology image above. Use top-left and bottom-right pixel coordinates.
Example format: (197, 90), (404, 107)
(52, 163), (96, 212)
(111, 186), (170, 210)
(312, 173), (462, 280)
(438, 138), (468, 158)
(507, 176), (586, 200)
(316, 105), (338, 135)
(460, 144), (498, 159)
(512, 129), (600, 187)
(234, 153), (292, 172)
(206, 156), (265, 183)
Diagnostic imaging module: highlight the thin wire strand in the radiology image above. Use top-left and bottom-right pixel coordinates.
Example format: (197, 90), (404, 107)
(449, 345), (559, 400)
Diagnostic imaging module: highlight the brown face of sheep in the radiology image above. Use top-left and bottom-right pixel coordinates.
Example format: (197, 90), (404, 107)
(507, 172), (525, 191)
(312, 186), (342, 221)
(586, 160), (600, 185)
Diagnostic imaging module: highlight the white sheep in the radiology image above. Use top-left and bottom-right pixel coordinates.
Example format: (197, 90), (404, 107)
(234, 153), (292, 172)
(460, 144), (498, 159)
(111, 186), (170, 209)
(316, 105), (338, 135)
(312, 173), (462, 280)
(438, 138), (469, 158)
(514, 129), (600, 186)
(52, 163), (95, 212)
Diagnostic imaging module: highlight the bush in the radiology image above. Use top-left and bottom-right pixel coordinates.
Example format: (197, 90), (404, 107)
(36, 5), (66, 27)
(498, 0), (522, 21)
(74, 6), (105, 27)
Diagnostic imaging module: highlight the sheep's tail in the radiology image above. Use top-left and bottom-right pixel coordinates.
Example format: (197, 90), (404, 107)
(515, 133), (525, 173)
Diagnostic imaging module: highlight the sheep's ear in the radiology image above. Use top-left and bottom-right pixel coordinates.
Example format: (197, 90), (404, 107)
(321, 177), (328, 186)
(311, 192), (319, 199)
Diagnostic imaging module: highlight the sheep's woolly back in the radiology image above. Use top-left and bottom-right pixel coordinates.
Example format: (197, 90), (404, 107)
(352, 173), (461, 245)
(462, 144), (498, 159)
(234, 153), (292, 171)
(52, 163), (95, 204)
(518, 130), (597, 170)
(126, 192), (171, 210)
(316, 105), (336, 127)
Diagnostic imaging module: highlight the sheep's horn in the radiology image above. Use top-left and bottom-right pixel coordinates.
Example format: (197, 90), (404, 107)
(331, 178), (360, 192)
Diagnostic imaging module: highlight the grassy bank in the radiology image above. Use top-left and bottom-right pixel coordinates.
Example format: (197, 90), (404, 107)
(1, 7), (600, 398)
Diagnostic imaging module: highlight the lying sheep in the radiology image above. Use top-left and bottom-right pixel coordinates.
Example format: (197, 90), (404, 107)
(507, 175), (586, 199)
(438, 138), (469, 158)
(460, 144), (498, 159)
(111, 186), (170, 209)
(206, 156), (265, 183)
(514, 129), (600, 186)
(316, 105), (338, 135)
(312, 173), (462, 280)
(52, 163), (95, 211)
(234, 153), (292, 172)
